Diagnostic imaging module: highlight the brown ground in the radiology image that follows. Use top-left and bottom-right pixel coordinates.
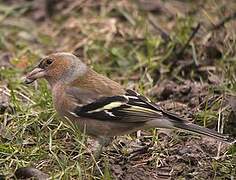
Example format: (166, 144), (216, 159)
(0, 0), (235, 179)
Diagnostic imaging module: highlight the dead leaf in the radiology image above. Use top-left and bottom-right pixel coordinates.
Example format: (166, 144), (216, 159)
(208, 71), (223, 85)
(15, 55), (29, 69)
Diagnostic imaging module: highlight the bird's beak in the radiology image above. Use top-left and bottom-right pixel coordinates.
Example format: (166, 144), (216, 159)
(24, 67), (46, 84)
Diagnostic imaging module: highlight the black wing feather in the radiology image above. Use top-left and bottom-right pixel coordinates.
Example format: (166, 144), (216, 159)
(127, 89), (185, 123)
(73, 89), (163, 123)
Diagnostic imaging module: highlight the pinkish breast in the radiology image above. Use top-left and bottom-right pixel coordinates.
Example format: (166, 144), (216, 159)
(52, 83), (77, 118)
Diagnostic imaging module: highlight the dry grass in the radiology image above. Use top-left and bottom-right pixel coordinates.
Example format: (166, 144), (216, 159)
(0, 0), (235, 179)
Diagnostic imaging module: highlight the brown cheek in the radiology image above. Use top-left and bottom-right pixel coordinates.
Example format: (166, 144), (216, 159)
(47, 60), (70, 80)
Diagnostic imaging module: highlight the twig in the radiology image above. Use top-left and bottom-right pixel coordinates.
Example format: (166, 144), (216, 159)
(210, 12), (236, 31)
(216, 108), (223, 159)
(148, 14), (171, 42)
(61, 0), (87, 16)
(177, 23), (201, 57)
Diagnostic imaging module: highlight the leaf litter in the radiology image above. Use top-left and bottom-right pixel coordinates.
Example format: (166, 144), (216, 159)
(0, 0), (235, 179)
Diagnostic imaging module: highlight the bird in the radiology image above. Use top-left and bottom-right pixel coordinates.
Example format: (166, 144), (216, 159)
(24, 52), (235, 156)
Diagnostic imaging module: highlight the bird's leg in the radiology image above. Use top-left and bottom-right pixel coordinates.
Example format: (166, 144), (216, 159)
(92, 137), (112, 160)
(86, 137), (112, 176)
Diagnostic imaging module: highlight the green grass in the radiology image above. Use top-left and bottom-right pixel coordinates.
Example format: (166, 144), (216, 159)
(0, 0), (235, 179)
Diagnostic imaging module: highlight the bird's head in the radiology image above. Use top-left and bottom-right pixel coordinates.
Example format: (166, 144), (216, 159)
(24, 52), (87, 86)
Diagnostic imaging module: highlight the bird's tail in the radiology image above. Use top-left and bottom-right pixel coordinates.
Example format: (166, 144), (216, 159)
(173, 121), (235, 144)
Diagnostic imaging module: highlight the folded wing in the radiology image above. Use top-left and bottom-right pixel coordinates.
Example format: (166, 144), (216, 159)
(72, 89), (166, 123)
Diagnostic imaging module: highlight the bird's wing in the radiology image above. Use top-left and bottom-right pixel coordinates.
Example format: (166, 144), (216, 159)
(71, 89), (185, 123)
(71, 89), (236, 144)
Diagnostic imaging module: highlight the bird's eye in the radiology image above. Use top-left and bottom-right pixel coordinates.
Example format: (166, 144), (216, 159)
(46, 59), (53, 65)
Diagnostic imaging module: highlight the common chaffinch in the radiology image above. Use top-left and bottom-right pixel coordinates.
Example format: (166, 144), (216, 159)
(24, 52), (235, 155)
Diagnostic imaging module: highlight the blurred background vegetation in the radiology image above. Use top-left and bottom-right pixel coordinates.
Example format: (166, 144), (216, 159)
(0, 0), (235, 179)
